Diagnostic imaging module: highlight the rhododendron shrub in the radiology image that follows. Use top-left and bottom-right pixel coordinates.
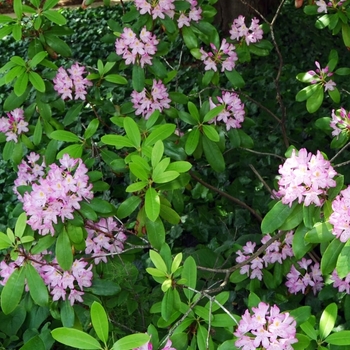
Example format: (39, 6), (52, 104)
(2, 0), (350, 348)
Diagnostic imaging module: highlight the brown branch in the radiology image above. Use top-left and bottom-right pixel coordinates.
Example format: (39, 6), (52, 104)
(189, 171), (262, 222)
(249, 163), (278, 199)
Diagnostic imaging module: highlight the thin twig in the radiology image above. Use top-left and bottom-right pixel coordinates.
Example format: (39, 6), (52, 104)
(249, 164), (278, 199)
(189, 171), (262, 222)
(240, 147), (285, 160)
(334, 159), (350, 168)
(330, 141), (350, 162)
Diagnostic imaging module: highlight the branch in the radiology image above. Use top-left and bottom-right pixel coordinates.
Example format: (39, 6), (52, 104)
(249, 164), (278, 199)
(189, 171), (262, 222)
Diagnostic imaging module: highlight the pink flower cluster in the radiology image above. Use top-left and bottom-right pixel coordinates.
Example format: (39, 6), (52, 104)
(131, 79), (171, 119)
(330, 107), (350, 138)
(134, 339), (175, 350)
(200, 39), (238, 72)
(236, 232), (294, 281)
(53, 62), (93, 100)
(234, 302), (297, 349)
(15, 153), (93, 236)
(331, 269), (350, 293)
(229, 15), (263, 45)
(0, 108), (28, 143)
(177, 0), (202, 28)
(307, 61), (336, 92)
(134, 0), (175, 19)
(0, 253), (93, 306)
(286, 258), (323, 295)
(275, 148), (337, 207)
(85, 217), (127, 264)
(329, 185), (350, 242)
(115, 27), (158, 68)
(209, 91), (245, 130)
(316, 0), (345, 13)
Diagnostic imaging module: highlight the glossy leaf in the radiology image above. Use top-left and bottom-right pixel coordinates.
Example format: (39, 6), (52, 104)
(132, 65), (145, 92)
(305, 222), (334, 243)
(105, 74), (127, 85)
(144, 124), (176, 146)
(91, 302), (109, 345)
(145, 187), (160, 222)
(325, 331), (350, 345)
(150, 250), (168, 273)
(1, 267), (25, 314)
(112, 334), (150, 350)
(306, 85), (324, 113)
(146, 217), (165, 250)
(51, 328), (102, 349)
(50, 130), (80, 143)
(56, 228), (73, 271)
(319, 303), (337, 340)
(117, 196), (141, 219)
(29, 71), (46, 92)
(15, 212), (27, 238)
(185, 128), (200, 155)
(84, 119), (99, 139)
(203, 105), (225, 123)
(25, 263), (49, 306)
(124, 117), (141, 148)
(202, 124), (220, 142)
(182, 256), (197, 300)
(336, 240), (350, 278)
(321, 238), (344, 275)
(101, 135), (135, 149)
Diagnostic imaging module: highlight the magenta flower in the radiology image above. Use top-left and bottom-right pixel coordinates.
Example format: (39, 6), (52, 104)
(0, 108), (28, 143)
(53, 63), (92, 100)
(329, 186), (350, 242)
(177, 0), (202, 28)
(85, 217), (127, 264)
(330, 269), (350, 293)
(330, 107), (350, 138)
(229, 16), (263, 45)
(234, 302), (297, 349)
(115, 27), (158, 68)
(209, 91), (245, 130)
(200, 39), (238, 72)
(307, 61), (336, 92)
(275, 148), (337, 207)
(15, 154), (93, 236)
(286, 258), (324, 295)
(131, 79), (171, 119)
(134, 0), (175, 19)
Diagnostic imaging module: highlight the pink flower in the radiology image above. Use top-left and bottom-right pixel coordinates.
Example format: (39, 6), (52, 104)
(230, 16), (263, 45)
(208, 91), (245, 130)
(0, 108), (28, 143)
(234, 302), (297, 349)
(131, 79), (171, 119)
(53, 63), (92, 101)
(307, 61), (337, 92)
(275, 148), (337, 207)
(200, 39), (237, 72)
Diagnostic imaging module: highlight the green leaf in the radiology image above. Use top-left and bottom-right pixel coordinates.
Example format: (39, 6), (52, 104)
(145, 187), (160, 222)
(161, 288), (175, 321)
(25, 263), (49, 306)
(33, 118), (42, 146)
(84, 119), (99, 139)
(169, 91), (188, 104)
(202, 136), (225, 172)
(150, 250), (168, 274)
(56, 228), (73, 271)
(63, 103), (83, 126)
(45, 34), (71, 57)
(166, 161), (192, 173)
(89, 198), (114, 214)
(66, 224), (84, 244)
(153, 171), (179, 184)
(0, 231), (13, 250)
(151, 140), (164, 168)
(57, 144), (83, 159)
(124, 117), (141, 148)
(187, 101), (200, 121)
(144, 124), (176, 146)
(61, 299), (74, 327)
(29, 71), (46, 92)
(202, 124), (220, 142)
(105, 74), (127, 85)
(203, 105), (225, 123)
(185, 128), (200, 155)
(319, 303), (337, 340)
(336, 240), (350, 278)
(43, 10), (67, 25)
(43, 0), (60, 10)
(126, 181), (148, 192)
(1, 267), (25, 314)
(117, 196), (141, 219)
(29, 51), (48, 68)
(160, 204), (180, 224)
(146, 217), (165, 250)
(279, 203), (303, 230)
(182, 26), (198, 49)
(306, 85), (324, 113)
(261, 201), (297, 234)
(321, 238), (344, 275)
(19, 335), (45, 350)
(293, 334), (311, 350)
(51, 328), (102, 349)
(129, 163), (150, 181)
(342, 23), (350, 47)
(112, 334), (150, 350)
(91, 302), (109, 345)
(132, 65), (145, 92)
(305, 222), (334, 243)
(182, 256), (197, 300)
(296, 72), (316, 83)
(15, 212), (27, 238)
(300, 321), (317, 340)
(325, 331), (350, 345)
(50, 130), (80, 143)
(101, 135), (135, 149)
(13, 0), (22, 19)
(335, 67), (350, 75)
(225, 69), (245, 88)
(14, 73), (29, 96)
(289, 306), (311, 326)
(296, 84), (320, 102)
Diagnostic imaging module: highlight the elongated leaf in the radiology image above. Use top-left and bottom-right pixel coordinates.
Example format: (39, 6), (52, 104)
(144, 124), (176, 146)
(50, 130), (80, 143)
(320, 303), (337, 340)
(129, 163), (150, 181)
(261, 201), (297, 234)
(56, 228), (73, 271)
(132, 65), (145, 92)
(29, 51), (48, 68)
(25, 263), (49, 306)
(185, 128), (200, 155)
(151, 140), (164, 168)
(14, 0), (22, 19)
(336, 240), (350, 278)
(325, 331), (350, 345)
(84, 119), (99, 140)
(289, 306), (311, 326)
(29, 71), (46, 92)
(15, 212), (27, 238)
(101, 135), (135, 149)
(43, 10), (67, 25)
(51, 328), (102, 349)
(166, 161), (192, 173)
(202, 136), (225, 172)
(305, 222), (334, 243)
(124, 117), (141, 148)
(43, 0), (60, 10)
(105, 74), (128, 85)
(126, 181), (148, 193)
(33, 118), (42, 146)
(321, 238), (344, 275)
(296, 84), (320, 102)
(91, 302), (109, 345)
(153, 171), (179, 184)
(1, 267), (25, 314)
(225, 69), (245, 88)
(203, 105), (225, 123)
(306, 85), (324, 113)
(182, 26), (198, 49)
(182, 256), (197, 300)
(150, 250), (168, 273)
(342, 23), (350, 47)
(146, 217), (165, 250)
(161, 288), (175, 321)
(117, 196), (141, 219)
(160, 204), (180, 224)
(187, 101), (200, 121)
(202, 124), (220, 142)
(112, 334), (150, 350)
(63, 103), (83, 126)
(19, 335), (45, 350)
(14, 72), (29, 97)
